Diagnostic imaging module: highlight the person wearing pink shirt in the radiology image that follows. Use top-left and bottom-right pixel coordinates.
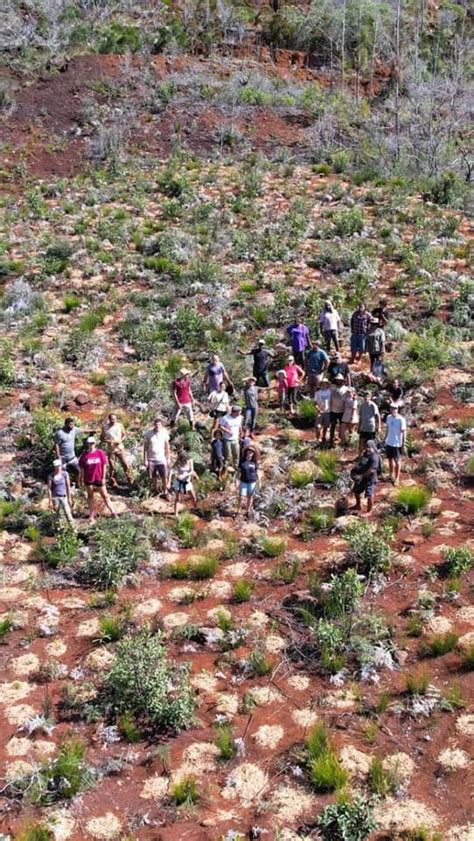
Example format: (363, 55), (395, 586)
(78, 436), (117, 524)
(284, 356), (305, 415)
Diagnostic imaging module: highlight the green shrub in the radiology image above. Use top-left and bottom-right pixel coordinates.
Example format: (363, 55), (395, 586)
(344, 520), (392, 573)
(309, 750), (348, 793)
(369, 756), (398, 796)
(332, 207), (364, 237)
(37, 528), (80, 569)
(215, 723), (236, 760)
(171, 775), (198, 806)
(98, 21), (142, 53)
(260, 534), (287, 557)
(0, 614), (13, 641)
(232, 579), (254, 602)
(317, 796), (378, 840)
(117, 712), (142, 743)
(247, 648), (273, 676)
(420, 632), (459, 657)
(5, 739), (93, 805)
(98, 614), (126, 643)
(297, 398), (318, 426)
(78, 517), (149, 590)
(405, 671), (429, 695)
(0, 340), (15, 387)
(289, 463), (316, 487)
(63, 295), (81, 313)
(102, 631), (195, 732)
(275, 558), (300, 583)
(173, 512), (198, 547)
(187, 555), (218, 580)
(406, 330), (449, 370)
(442, 546), (473, 578)
(460, 645), (474, 671)
(393, 484), (431, 515)
(306, 723), (329, 760)
(16, 825), (53, 841)
(306, 507), (335, 532)
(316, 451), (338, 483)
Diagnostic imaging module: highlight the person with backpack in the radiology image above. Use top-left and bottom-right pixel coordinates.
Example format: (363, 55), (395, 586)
(366, 318), (386, 366)
(351, 439), (380, 515)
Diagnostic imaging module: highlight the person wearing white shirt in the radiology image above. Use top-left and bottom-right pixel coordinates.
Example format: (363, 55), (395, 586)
(208, 381), (231, 431)
(143, 417), (171, 497)
(384, 404), (407, 484)
(219, 406), (243, 469)
(319, 301), (343, 352)
(314, 380), (332, 444)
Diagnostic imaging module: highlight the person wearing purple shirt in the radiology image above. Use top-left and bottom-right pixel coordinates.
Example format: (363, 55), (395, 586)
(287, 318), (311, 366)
(203, 353), (231, 395)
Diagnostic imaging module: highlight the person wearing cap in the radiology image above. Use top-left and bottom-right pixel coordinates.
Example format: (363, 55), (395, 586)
(78, 437), (116, 523)
(351, 439), (380, 515)
(358, 391), (381, 454)
(219, 406), (243, 470)
(319, 301), (343, 352)
(143, 417), (171, 497)
(208, 380), (231, 432)
(238, 338), (273, 387)
(366, 318), (386, 366)
(349, 303), (371, 364)
(306, 340), (329, 397)
(172, 368), (195, 430)
(276, 369), (288, 409)
(327, 352), (352, 386)
(314, 378), (332, 445)
(329, 374), (349, 446)
(384, 403), (407, 484)
(47, 458), (74, 528)
(287, 316), (311, 366)
(203, 353), (232, 396)
(54, 417), (81, 481)
(237, 446), (259, 516)
(101, 413), (133, 487)
(243, 376), (259, 435)
(284, 356), (305, 415)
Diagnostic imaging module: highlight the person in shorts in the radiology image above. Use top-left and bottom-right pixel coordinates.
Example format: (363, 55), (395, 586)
(219, 406), (243, 470)
(340, 386), (359, 446)
(78, 436), (116, 523)
(314, 379), (331, 445)
(211, 429), (226, 482)
(384, 403), (407, 484)
(351, 439), (380, 515)
(172, 368), (195, 429)
(237, 446), (259, 516)
(170, 450), (197, 516)
(243, 376), (259, 435)
(47, 458), (74, 528)
(143, 417), (170, 497)
(208, 380), (231, 432)
(284, 356), (305, 415)
(101, 413), (133, 486)
(358, 392), (381, 454)
(329, 373), (349, 446)
(54, 417), (81, 482)
(306, 340), (329, 397)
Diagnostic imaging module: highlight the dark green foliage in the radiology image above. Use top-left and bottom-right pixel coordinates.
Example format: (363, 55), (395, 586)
(77, 517), (149, 589)
(117, 712), (142, 743)
(344, 520), (392, 573)
(98, 21), (142, 53)
(102, 631), (195, 732)
(16, 825), (53, 841)
(232, 579), (254, 602)
(317, 796), (378, 840)
(306, 724), (347, 793)
(0, 615), (13, 641)
(6, 739), (93, 805)
(215, 723), (237, 760)
(171, 775), (198, 806)
(442, 546), (473, 578)
(393, 485), (431, 515)
(37, 527), (80, 569)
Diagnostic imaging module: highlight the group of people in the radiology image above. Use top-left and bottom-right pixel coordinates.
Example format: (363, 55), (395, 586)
(47, 296), (407, 524)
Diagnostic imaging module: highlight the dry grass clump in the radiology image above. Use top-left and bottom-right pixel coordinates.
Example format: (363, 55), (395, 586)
(222, 762), (268, 806)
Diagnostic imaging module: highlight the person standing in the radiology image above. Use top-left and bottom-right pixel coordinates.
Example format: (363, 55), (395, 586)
(314, 378), (332, 445)
(384, 403), (407, 484)
(306, 340), (329, 397)
(78, 436), (116, 524)
(101, 413), (133, 486)
(340, 387), (359, 446)
(287, 316), (311, 366)
(238, 339), (273, 387)
(358, 392), (381, 454)
(219, 406), (243, 470)
(367, 318), (386, 366)
(203, 353), (232, 396)
(211, 429), (226, 482)
(284, 356), (305, 415)
(143, 417), (171, 498)
(243, 376), (259, 435)
(237, 447), (259, 516)
(47, 458), (75, 528)
(208, 380), (231, 432)
(172, 368), (195, 429)
(349, 303), (371, 363)
(351, 440), (380, 515)
(54, 417), (81, 481)
(327, 352), (352, 386)
(276, 369), (288, 410)
(372, 298), (390, 328)
(329, 374), (349, 446)
(170, 451), (197, 516)
(319, 301), (343, 352)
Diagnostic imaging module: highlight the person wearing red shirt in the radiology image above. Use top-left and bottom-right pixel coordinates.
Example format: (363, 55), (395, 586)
(78, 436), (117, 524)
(172, 368), (195, 430)
(284, 356), (305, 415)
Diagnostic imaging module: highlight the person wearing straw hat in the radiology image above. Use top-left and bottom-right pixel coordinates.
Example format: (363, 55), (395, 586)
(172, 367), (195, 430)
(243, 376), (259, 435)
(78, 436), (117, 524)
(47, 458), (75, 528)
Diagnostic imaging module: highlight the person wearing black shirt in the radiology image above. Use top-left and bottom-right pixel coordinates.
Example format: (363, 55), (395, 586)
(351, 439), (380, 515)
(327, 353), (352, 385)
(238, 339), (273, 387)
(237, 447), (259, 515)
(372, 298), (390, 327)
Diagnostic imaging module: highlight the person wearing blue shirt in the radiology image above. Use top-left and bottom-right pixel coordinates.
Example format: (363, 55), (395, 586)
(305, 340), (329, 397)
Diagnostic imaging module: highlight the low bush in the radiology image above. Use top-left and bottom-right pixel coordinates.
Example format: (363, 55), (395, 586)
(6, 738), (93, 805)
(117, 712), (142, 743)
(232, 579), (254, 602)
(297, 398), (318, 426)
(101, 630), (195, 732)
(171, 775), (198, 806)
(166, 554), (218, 581)
(215, 723), (236, 760)
(289, 463), (316, 487)
(393, 485), (431, 515)
(317, 796), (378, 840)
(247, 648), (273, 676)
(174, 512), (199, 547)
(306, 507), (335, 532)
(420, 632), (459, 657)
(344, 520), (392, 574)
(441, 546), (473, 578)
(0, 615), (13, 641)
(332, 207), (364, 237)
(460, 645), (474, 671)
(369, 756), (399, 796)
(16, 825), (53, 841)
(77, 517), (149, 590)
(306, 725), (347, 793)
(259, 534), (287, 557)
(275, 558), (300, 583)
(37, 528), (80, 569)
(98, 614), (126, 643)
(405, 671), (429, 695)
(316, 451), (338, 483)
